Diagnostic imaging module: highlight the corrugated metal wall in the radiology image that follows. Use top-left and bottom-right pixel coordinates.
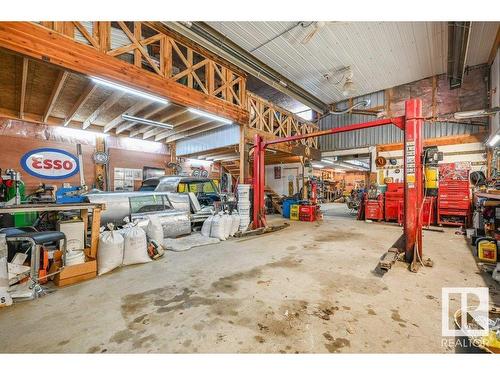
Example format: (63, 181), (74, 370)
(319, 91), (484, 151)
(176, 124), (240, 156)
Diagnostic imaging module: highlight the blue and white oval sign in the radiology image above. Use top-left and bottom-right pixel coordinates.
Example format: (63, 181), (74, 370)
(21, 148), (80, 179)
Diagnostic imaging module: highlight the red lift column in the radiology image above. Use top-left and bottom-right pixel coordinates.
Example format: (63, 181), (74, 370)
(252, 134), (266, 229)
(403, 99), (424, 262)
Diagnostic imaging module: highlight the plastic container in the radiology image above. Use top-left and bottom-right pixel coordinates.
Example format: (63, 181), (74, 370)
(282, 199), (298, 219)
(237, 184), (251, 201)
(290, 204), (300, 221)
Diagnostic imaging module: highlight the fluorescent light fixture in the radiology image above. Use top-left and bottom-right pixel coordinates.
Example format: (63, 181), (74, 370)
(188, 108), (232, 124)
(321, 159), (336, 165)
(54, 126), (108, 139)
(311, 163), (324, 169)
(91, 77), (168, 104)
(488, 134), (500, 147)
(122, 114), (173, 130)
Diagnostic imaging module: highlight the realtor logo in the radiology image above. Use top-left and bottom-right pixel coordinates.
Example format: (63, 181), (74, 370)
(442, 287), (489, 337)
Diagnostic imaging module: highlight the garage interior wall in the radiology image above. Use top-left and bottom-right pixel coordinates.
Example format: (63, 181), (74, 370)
(319, 65), (489, 151)
(0, 119), (170, 192)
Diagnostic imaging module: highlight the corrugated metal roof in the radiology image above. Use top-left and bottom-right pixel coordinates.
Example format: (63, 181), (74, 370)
(207, 22), (498, 104)
(176, 124), (240, 156)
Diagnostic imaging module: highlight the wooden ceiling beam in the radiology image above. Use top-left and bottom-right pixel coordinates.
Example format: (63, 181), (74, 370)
(185, 147), (238, 159)
(142, 111), (195, 140)
(82, 90), (124, 129)
(103, 100), (151, 133)
(63, 81), (97, 126)
(154, 117), (214, 141)
(115, 103), (168, 135)
(19, 58), (28, 119)
(0, 22), (249, 125)
(43, 70), (68, 123)
(127, 107), (187, 138)
(166, 122), (227, 143)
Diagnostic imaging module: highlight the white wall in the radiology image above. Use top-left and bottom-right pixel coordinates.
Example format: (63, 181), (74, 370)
(265, 163), (304, 196)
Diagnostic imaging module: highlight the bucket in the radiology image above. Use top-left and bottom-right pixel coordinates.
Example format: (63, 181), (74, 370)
(237, 184), (251, 201)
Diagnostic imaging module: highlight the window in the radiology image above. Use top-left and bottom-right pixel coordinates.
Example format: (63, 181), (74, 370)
(129, 194), (172, 215)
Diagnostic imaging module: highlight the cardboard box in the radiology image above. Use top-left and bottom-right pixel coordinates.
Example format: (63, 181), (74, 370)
(53, 248), (97, 287)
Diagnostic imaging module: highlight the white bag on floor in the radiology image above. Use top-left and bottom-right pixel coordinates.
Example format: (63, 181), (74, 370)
(201, 215), (214, 237)
(230, 212), (240, 236)
(146, 215), (164, 243)
(493, 263), (500, 283)
(123, 225), (151, 266)
(0, 234), (12, 307)
(222, 213), (232, 239)
(97, 225), (124, 276)
(210, 214), (225, 241)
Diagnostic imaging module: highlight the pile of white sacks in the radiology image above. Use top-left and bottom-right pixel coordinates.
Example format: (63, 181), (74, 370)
(97, 217), (166, 276)
(201, 211), (240, 240)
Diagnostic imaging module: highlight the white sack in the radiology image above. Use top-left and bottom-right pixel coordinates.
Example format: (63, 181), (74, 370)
(210, 214), (225, 241)
(97, 227), (124, 275)
(201, 215), (214, 237)
(146, 215), (164, 243)
(222, 213), (232, 239)
(230, 212), (240, 236)
(123, 225), (151, 266)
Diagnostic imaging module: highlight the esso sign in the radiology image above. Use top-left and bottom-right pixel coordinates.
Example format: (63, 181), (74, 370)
(21, 148), (80, 179)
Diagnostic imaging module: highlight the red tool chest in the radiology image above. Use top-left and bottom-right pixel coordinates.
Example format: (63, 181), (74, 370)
(436, 163), (471, 226)
(365, 195), (384, 221)
(384, 183), (404, 222)
(437, 180), (470, 226)
(397, 196), (436, 226)
(299, 204), (317, 222)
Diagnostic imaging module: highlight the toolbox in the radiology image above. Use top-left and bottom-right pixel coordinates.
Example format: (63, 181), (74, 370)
(299, 205), (317, 222)
(365, 195), (384, 221)
(397, 196), (436, 226)
(384, 183), (404, 222)
(438, 179), (471, 226)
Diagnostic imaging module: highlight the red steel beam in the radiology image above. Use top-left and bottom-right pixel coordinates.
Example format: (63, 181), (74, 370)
(263, 116), (405, 148)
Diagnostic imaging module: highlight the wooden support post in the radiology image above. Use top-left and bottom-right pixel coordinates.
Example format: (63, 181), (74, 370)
(239, 125), (248, 183)
(89, 207), (102, 259)
(134, 22), (142, 68)
(168, 143), (176, 175)
(95, 136), (106, 190)
(19, 58), (28, 120)
(98, 22), (111, 52)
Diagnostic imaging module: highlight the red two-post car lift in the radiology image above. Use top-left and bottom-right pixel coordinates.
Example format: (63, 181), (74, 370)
(251, 99), (430, 271)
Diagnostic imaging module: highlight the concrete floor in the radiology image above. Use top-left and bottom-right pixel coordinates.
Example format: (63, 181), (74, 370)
(0, 203), (498, 353)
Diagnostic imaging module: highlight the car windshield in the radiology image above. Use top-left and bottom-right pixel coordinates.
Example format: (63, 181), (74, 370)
(178, 180), (219, 194)
(139, 179), (159, 191)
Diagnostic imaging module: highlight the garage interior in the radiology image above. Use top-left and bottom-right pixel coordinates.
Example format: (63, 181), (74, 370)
(0, 20), (499, 354)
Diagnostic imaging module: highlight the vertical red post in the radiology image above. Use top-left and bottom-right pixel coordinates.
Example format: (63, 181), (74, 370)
(404, 99), (423, 262)
(252, 134), (266, 229)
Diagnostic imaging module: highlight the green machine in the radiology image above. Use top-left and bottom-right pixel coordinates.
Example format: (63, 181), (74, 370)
(0, 169), (38, 227)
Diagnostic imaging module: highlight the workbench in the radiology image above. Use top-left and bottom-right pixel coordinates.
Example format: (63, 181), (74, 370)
(0, 203), (105, 259)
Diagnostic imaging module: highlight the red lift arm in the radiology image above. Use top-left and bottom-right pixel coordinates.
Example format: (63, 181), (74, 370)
(251, 99), (423, 262)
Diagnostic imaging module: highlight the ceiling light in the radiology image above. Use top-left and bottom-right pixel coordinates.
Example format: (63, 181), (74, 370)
(488, 134), (500, 147)
(342, 78), (355, 97)
(321, 159), (336, 165)
(91, 77), (168, 104)
(188, 108), (233, 124)
(54, 127), (108, 139)
(122, 114), (173, 129)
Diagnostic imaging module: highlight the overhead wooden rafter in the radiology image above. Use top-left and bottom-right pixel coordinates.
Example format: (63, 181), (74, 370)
(63, 81), (97, 126)
(43, 70), (68, 123)
(166, 121), (228, 143)
(154, 117), (214, 142)
(19, 58), (29, 119)
(115, 104), (169, 135)
(142, 111), (195, 140)
(128, 107), (187, 138)
(103, 100), (151, 133)
(0, 22), (249, 125)
(82, 91), (124, 129)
